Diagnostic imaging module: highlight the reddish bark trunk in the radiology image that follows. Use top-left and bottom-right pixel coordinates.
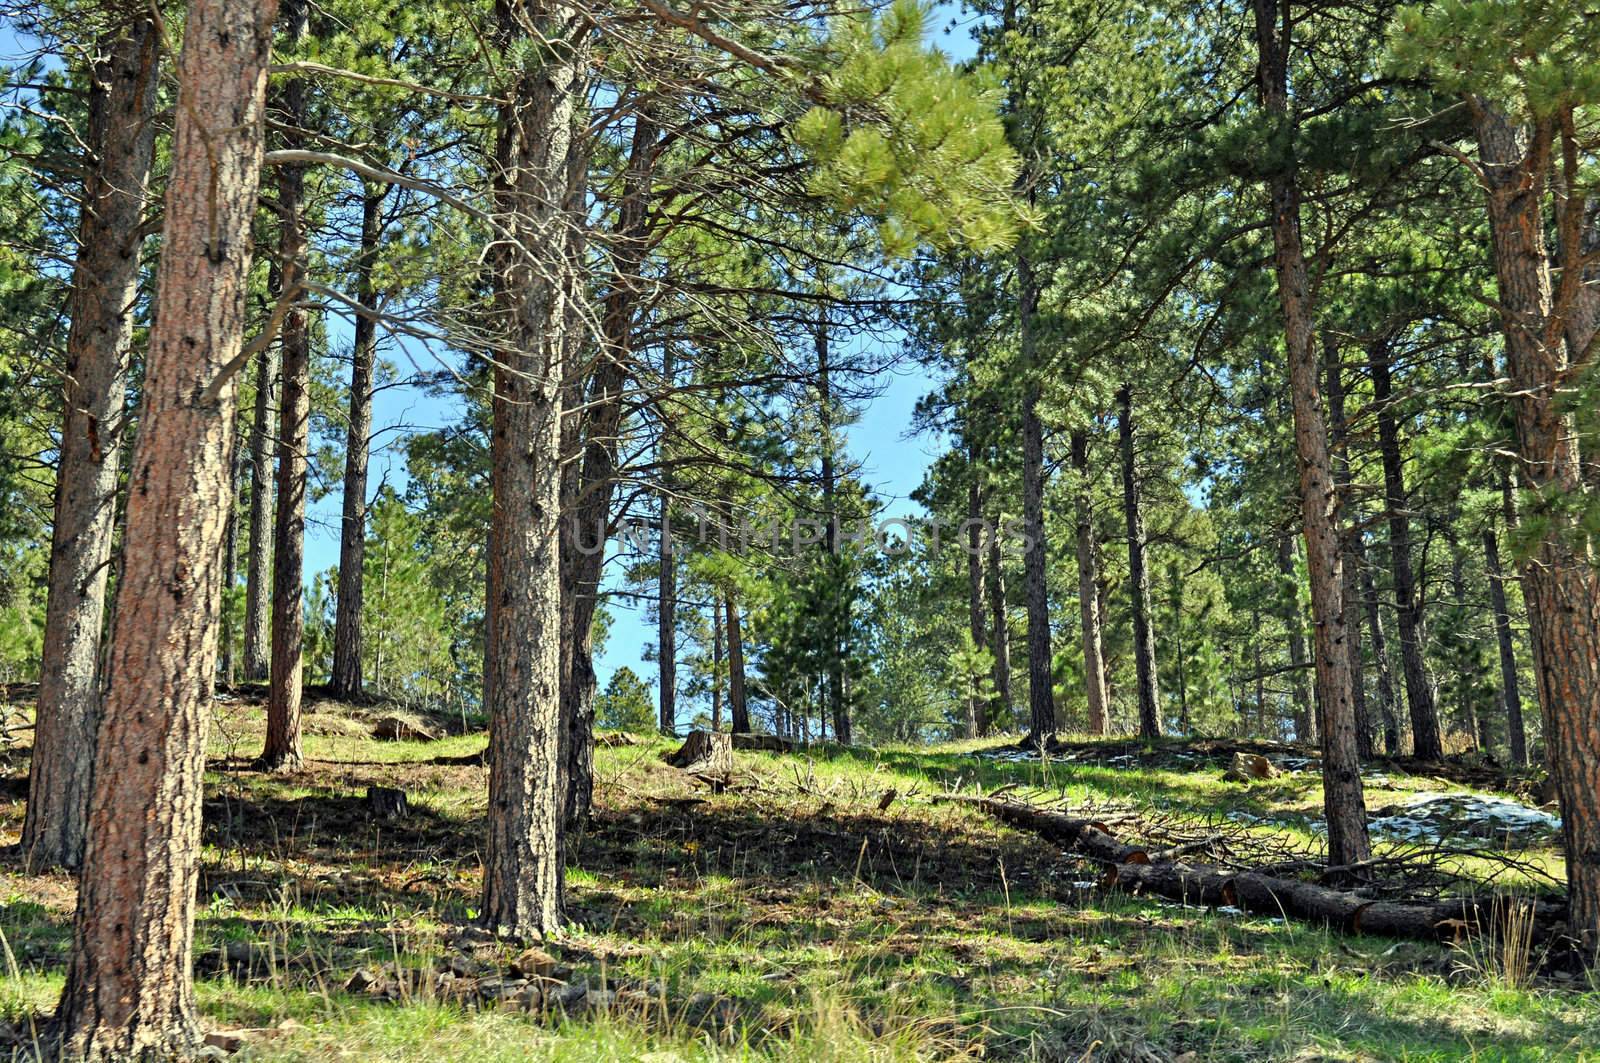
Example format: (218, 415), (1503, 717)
(1472, 97), (1600, 955)
(53, 0), (277, 1053)
(1251, 0), (1370, 867)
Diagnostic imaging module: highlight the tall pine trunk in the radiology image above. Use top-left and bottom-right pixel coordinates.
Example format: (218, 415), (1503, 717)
(1325, 338), (1372, 758)
(987, 518), (1012, 727)
(480, 0), (582, 940)
(819, 316), (849, 745)
(262, 0), (311, 772)
(658, 496), (677, 735)
(1071, 428), (1110, 736)
(221, 455), (240, 687)
(54, 0), (276, 1052)
(559, 107), (649, 825)
(711, 601), (724, 731)
(1018, 251), (1055, 743)
(24, 16), (159, 873)
(1358, 543), (1402, 755)
(727, 595), (749, 734)
(658, 344), (677, 735)
(1251, 0), (1370, 868)
(965, 461), (985, 740)
(242, 330), (277, 681)
(1485, 471), (1527, 767)
(1118, 385), (1162, 739)
(1367, 339), (1442, 759)
(1471, 97), (1600, 953)
(1278, 536), (1315, 743)
(330, 182), (389, 701)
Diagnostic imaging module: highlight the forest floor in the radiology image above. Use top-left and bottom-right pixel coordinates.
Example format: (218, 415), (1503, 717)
(0, 686), (1596, 1061)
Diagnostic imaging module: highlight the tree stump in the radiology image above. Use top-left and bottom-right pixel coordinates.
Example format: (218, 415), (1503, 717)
(667, 731), (732, 784)
(366, 786), (409, 819)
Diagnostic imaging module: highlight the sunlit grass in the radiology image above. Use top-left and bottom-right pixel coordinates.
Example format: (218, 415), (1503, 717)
(1, 704), (1592, 1060)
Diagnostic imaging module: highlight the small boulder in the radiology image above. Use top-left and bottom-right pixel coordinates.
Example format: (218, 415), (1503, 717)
(545, 982), (589, 1013)
(371, 715), (440, 742)
(1223, 752), (1279, 783)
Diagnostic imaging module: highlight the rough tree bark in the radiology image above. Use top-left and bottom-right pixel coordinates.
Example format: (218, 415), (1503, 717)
(1471, 97), (1600, 954)
(52, 0), (277, 1053)
(261, 0), (311, 772)
(1562, 201), (1598, 380)
(330, 182), (390, 701)
(1018, 251), (1055, 743)
(1118, 385), (1162, 739)
(1367, 339), (1442, 759)
(1071, 428), (1110, 736)
(24, 15), (159, 873)
(1251, 0), (1370, 867)
(480, 0), (583, 940)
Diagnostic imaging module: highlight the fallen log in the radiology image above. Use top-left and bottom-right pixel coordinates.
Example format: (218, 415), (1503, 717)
(931, 793), (1151, 864)
(941, 793), (1569, 945)
(731, 733), (801, 753)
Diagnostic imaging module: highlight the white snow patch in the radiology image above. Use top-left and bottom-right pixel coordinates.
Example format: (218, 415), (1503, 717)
(1369, 793), (1559, 845)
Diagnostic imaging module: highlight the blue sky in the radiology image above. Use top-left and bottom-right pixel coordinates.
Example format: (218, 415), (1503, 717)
(299, 4), (986, 710)
(3, 4), (984, 711)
